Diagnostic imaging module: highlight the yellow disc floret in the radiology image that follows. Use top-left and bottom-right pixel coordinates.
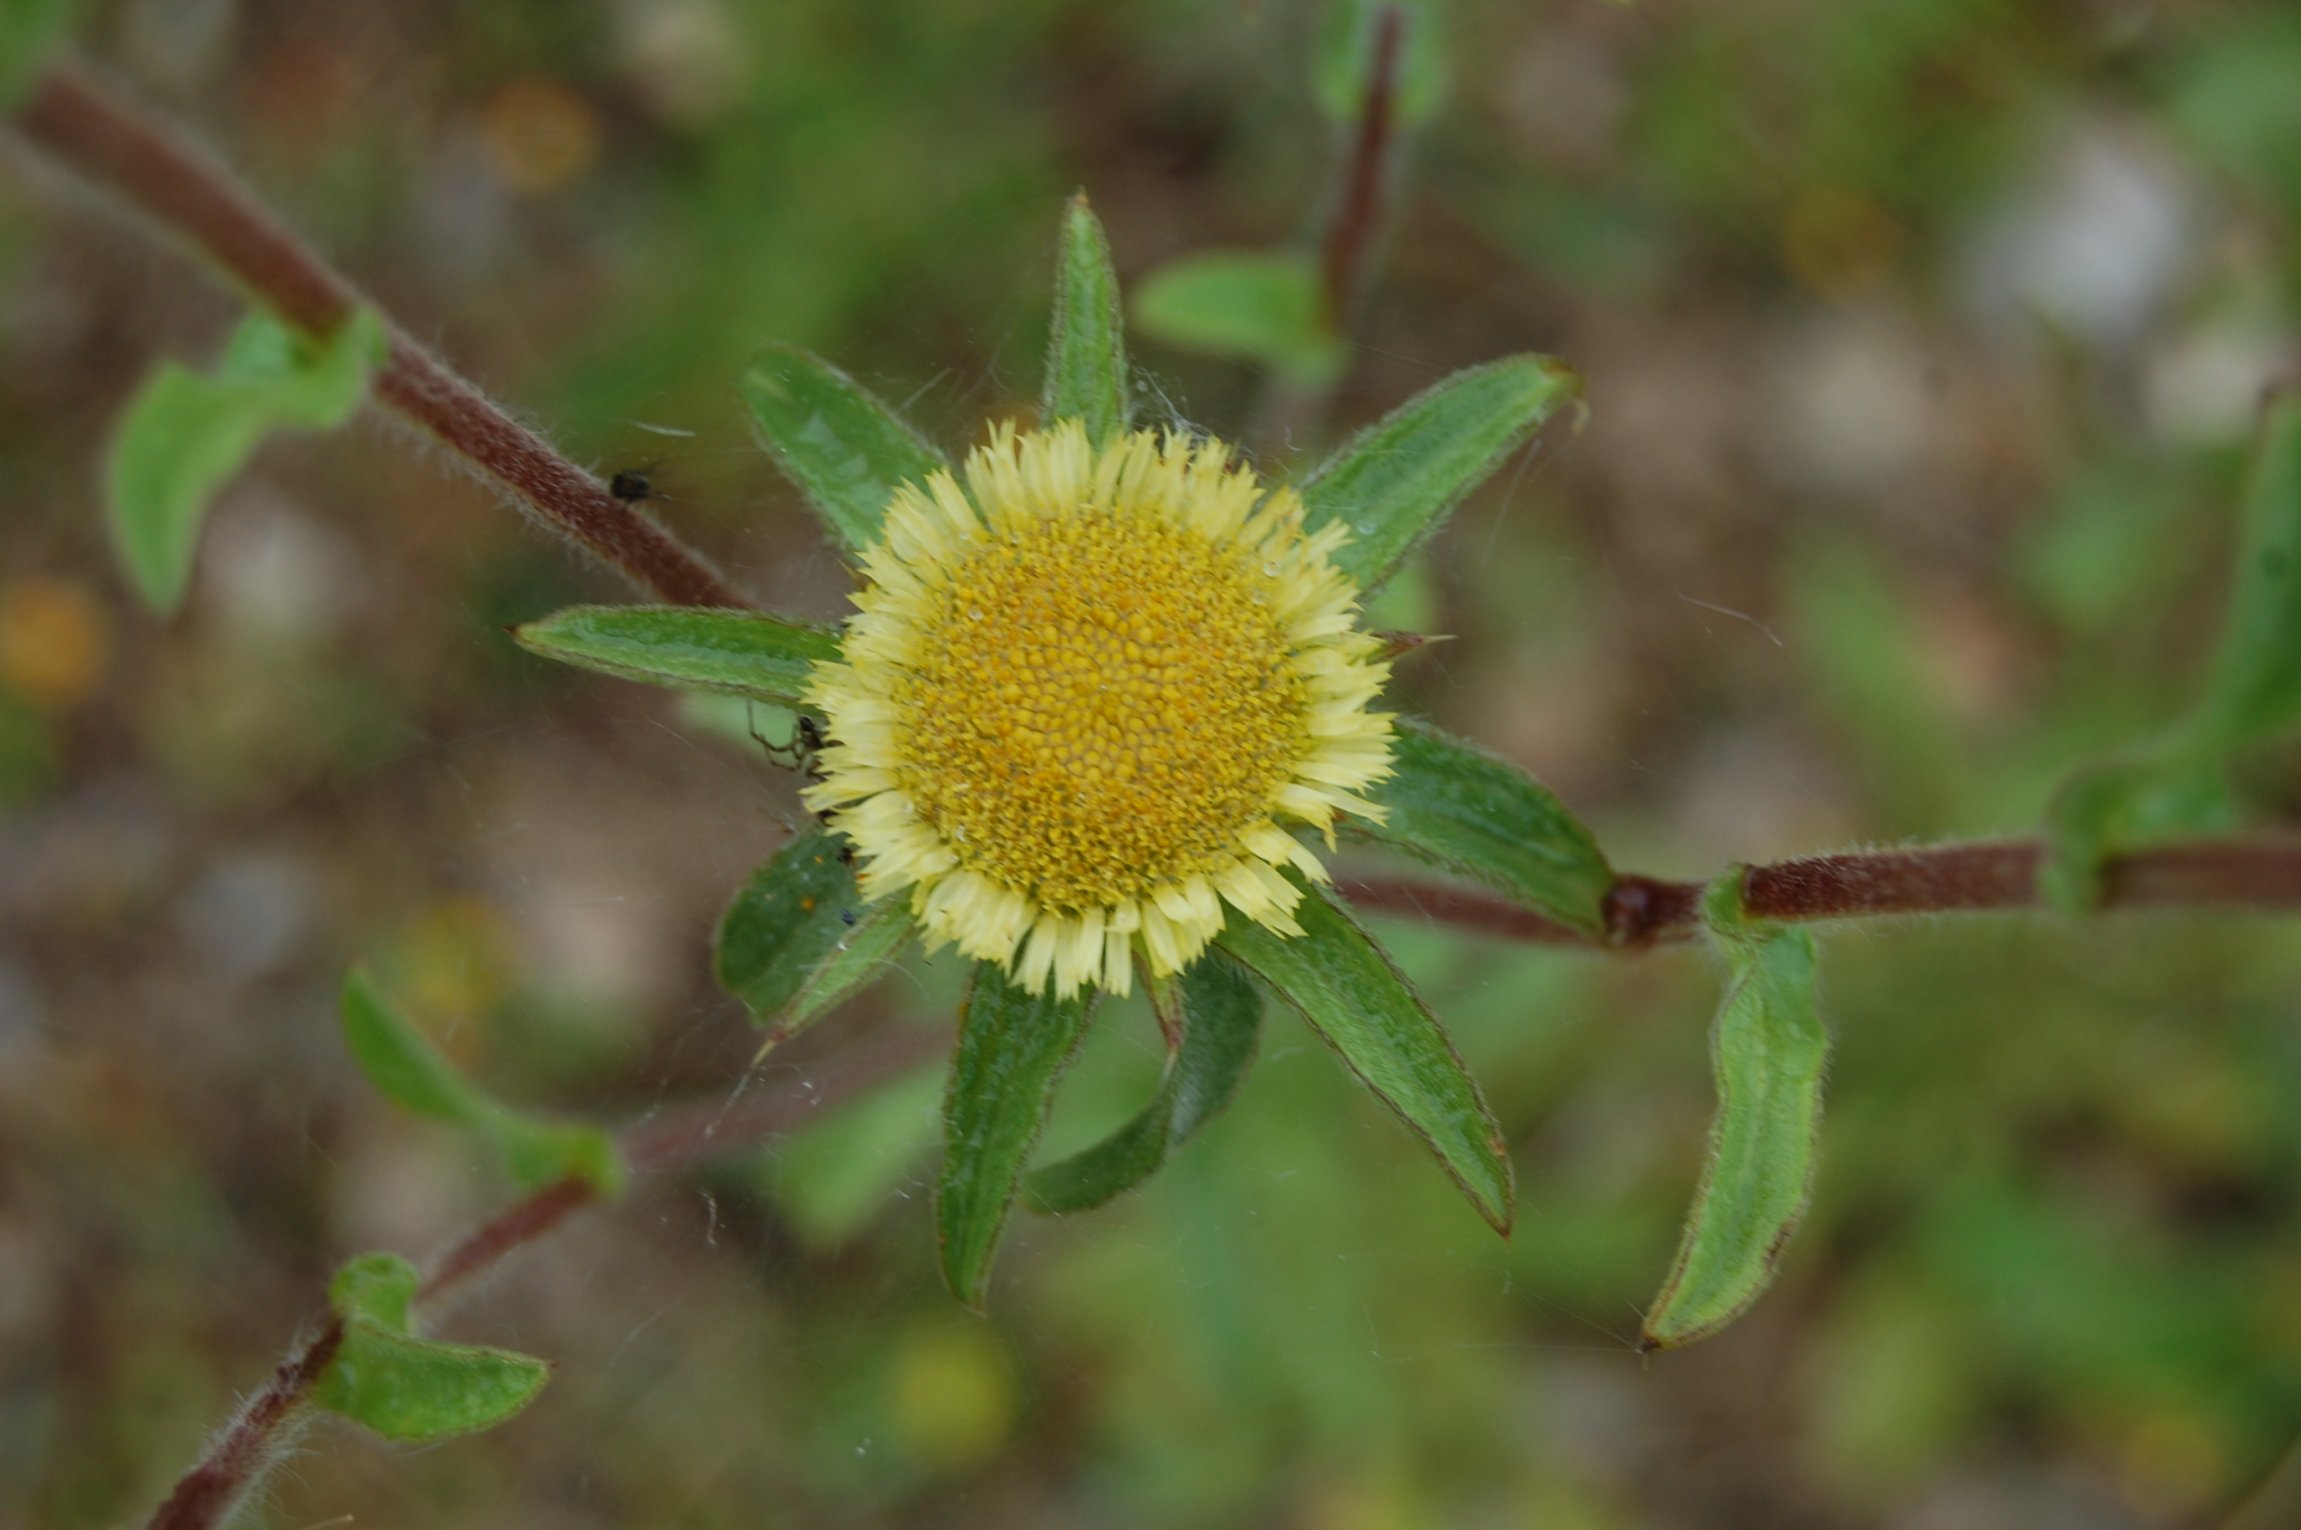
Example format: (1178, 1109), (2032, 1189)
(804, 420), (1394, 999)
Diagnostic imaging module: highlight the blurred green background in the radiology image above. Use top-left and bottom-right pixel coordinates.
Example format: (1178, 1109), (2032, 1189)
(5, 0), (2301, 1524)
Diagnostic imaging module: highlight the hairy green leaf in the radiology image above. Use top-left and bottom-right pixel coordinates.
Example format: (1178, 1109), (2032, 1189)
(107, 309), (385, 613)
(1300, 355), (1581, 590)
(1351, 719), (1612, 935)
(739, 344), (947, 551)
(512, 605), (838, 706)
(715, 825), (912, 1044)
(0, 0), (73, 109)
(938, 965), (1096, 1307)
(316, 1253), (549, 1443)
(340, 968), (623, 1194)
(1130, 250), (1346, 387)
(1642, 878), (1828, 1350)
(1029, 952), (1263, 1213)
(1043, 193), (1131, 444)
(1217, 883), (1512, 1232)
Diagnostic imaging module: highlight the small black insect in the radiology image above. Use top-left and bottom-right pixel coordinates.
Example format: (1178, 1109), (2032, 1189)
(796, 715), (828, 754)
(608, 468), (655, 503)
(839, 908), (858, 927)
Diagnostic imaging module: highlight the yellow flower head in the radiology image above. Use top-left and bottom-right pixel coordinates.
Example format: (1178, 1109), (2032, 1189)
(803, 420), (1395, 999)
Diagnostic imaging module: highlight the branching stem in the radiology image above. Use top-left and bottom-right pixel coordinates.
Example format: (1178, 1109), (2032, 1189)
(28, 50), (2301, 1530)
(1318, 3), (1405, 329)
(143, 1025), (941, 1530)
(10, 64), (748, 609)
(1343, 836), (2301, 948)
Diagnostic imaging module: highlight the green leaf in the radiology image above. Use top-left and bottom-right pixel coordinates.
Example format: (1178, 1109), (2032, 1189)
(316, 1252), (550, 1443)
(512, 604), (839, 706)
(0, 0), (73, 110)
(1129, 251), (1347, 388)
(341, 966), (497, 1125)
(765, 1062), (944, 1250)
(2037, 395), (2299, 909)
(1216, 882), (1512, 1232)
(714, 825), (913, 1044)
(2038, 749), (2236, 915)
(1642, 878), (1828, 1350)
(329, 1250), (422, 1331)
(1312, 0), (1448, 129)
(1028, 952), (1263, 1214)
(106, 309), (385, 614)
(1042, 193), (1131, 444)
(340, 968), (624, 1195)
(937, 964), (1096, 1307)
(739, 344), (947, 552)
(1299, 355), (1582, 590)
(2192, 391), (2301, 749)
(496, 1122), (624, 1198)
(1351, 719), (1612, 936)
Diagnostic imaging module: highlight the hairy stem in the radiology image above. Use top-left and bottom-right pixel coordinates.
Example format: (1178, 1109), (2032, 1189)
(1343, 835), (2301, 948)
(9, 63), (748, 609)
(144, 1024), (941, 1530)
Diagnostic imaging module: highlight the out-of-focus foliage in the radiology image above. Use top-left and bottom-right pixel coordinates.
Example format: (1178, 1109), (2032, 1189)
(7, 0), (2301, 1527)
(341, 966), (623, 1192)
(107, 308), (383, 613)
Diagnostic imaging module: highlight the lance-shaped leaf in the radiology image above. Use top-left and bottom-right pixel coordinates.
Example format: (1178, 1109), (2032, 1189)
(1130, 250), (1347, 388)
(341, 968), (623, 1194)
(1350, 719), (1612, 936)
(1642, 878), (1827, 1350)
(938, 964), (1096, 1307)
(107, 308), (386, 614)
(512, 605), (838, 706)
(1299, 355), (1581, 591)
(739, 344), (947, 552)
(2040, 393), (2301, 909)
(1028, 952), (1263, 1214)
(716, 825), (913, 1046)
(1042, 193), (1131, 444)
(1217, 882), (1512, 1231)
(315, 1253), (550, 1442)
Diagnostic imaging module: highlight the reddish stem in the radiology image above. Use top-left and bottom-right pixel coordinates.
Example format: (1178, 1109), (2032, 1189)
(1352, 837), (2301, 949)
(142, 1026), (938, 1530)
(147, 1320), (343, 1530)
(10, 65), (747, 609)
(1318, 5), (1406, 329)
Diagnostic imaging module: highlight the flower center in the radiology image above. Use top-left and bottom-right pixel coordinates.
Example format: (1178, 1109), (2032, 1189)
(893, 506), (1304, 912)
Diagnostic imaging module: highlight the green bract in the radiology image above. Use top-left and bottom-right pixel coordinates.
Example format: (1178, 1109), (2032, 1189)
(516, 196), (1593, 1308)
